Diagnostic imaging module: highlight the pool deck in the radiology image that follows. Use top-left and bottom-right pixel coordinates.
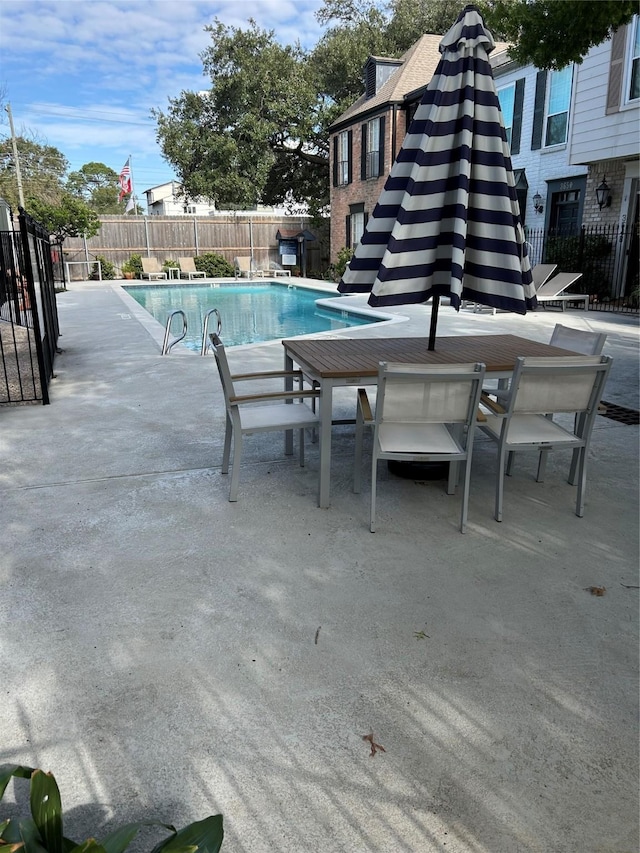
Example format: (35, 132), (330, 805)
(1, 279), (638, 853)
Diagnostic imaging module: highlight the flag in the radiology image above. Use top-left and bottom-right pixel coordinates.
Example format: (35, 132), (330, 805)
(118, 158), (132, 201)
(125, 196), (135, 214)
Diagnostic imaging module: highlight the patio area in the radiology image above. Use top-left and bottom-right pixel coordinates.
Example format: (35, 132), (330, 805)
(1, 280), (638, 852)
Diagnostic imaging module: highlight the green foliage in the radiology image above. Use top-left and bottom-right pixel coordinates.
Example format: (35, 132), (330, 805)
(121, 254), (143, 278)
(91, 255), (115, 280)
(324, 246), (354, 282)
(480, 0), (637, 70)
(0, 137), (68, 210)
(28, 194), (101, 244)
(163, 259), (180, 271)
(194, 253), (235, 278)
(545, 232), (612, 297)
(66, 162), (122, 214)
(0, 765), (224, 853)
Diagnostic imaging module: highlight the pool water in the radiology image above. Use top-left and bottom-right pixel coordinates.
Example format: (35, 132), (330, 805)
(123, 282), (378, 350)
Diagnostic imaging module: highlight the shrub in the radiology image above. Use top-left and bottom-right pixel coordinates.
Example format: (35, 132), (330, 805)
(545, 233), (612, 298)
(163, 258), (180, 271)
(0, 764), (224, 852)
(121, 254), (143, 278)
(91, 255), (115, 280)
(194, 253), (234, 278)
(324, 246), (354, 282)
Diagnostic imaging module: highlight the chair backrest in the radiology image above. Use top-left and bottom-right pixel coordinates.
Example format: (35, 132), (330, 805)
(209, 333), (235, 407)
(508, 355), (612, 419)
(376, 362), (486, 427)
(549, 324), (607, 355)
(536, 272), (583, 298)
(141, 257), (161, 273)
(234, 257), (252, 273)
(179, 258), (197, 272)
(531, 264), (558, 290)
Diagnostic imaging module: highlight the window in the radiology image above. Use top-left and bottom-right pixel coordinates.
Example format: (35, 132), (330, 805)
(628, 15), (640, 100)
(544, 66), (573, 146)
(361, 116), (385, 179)
(337, 132), (350, 186)
(346, 203), (367, 248)
(183, 204), (196, 214)
(498, 83), (515, 147)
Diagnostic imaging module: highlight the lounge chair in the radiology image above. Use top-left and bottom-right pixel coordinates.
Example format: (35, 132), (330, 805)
(536, 272), (589, 311)
(353, 361), (486, 533)
(532, 263), (558, 290)
(209, 333), (320, 501)
(478, 354), (612, 521)
(140, 258), (167, 280)
(234, 257), (264, 279)
(268, 261), (291, 277)
(178, 258), (205, 280)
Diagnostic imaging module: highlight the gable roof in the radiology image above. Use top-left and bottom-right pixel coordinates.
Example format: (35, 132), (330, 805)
(330, 32), (511, 131)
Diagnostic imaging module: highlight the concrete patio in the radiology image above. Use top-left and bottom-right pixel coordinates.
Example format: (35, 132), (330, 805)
(1, 280), (638, 853)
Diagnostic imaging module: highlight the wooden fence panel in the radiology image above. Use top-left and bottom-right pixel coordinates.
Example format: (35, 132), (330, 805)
(63, 215), (329, 278)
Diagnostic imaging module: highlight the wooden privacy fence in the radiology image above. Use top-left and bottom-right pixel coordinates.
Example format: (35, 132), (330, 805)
(63, 214), (330, 278)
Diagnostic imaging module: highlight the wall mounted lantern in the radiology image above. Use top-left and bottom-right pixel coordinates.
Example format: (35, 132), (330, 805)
(595, 176), (612, 210)
(533, 192), (544, 214)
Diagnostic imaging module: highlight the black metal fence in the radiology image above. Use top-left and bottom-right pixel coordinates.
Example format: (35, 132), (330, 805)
(525, 223), (638, 314)
(0, 209), (60, 404)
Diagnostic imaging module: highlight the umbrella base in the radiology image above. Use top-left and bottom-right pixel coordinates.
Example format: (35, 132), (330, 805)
(388, 460), (449, 480)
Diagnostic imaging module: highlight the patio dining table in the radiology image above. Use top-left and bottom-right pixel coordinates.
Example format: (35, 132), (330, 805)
(283, 334), (579, 508)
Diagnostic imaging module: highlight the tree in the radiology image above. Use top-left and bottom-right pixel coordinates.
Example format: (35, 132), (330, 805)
(0, 136), (68, 211)
(29, 194), (100, 243)
(66, 161), (122, 213)
(480, 0), (637, 70)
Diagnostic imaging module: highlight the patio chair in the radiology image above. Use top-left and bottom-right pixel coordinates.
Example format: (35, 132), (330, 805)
(535, 272), (589, 311)
(549, 323), (607, 355)
(234, 256), (264, 279)
(140, 258), (167, 280)
(178, 258), (205, 280)
(532, 263), (558, 290)
(268, 261), (291, 277)
(478, 354), (612, 521)
(209, 333), (320, 501)
(354, 361), (486, 533)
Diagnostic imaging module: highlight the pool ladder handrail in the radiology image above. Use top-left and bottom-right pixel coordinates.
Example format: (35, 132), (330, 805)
(201, 308), (222, 355)
(161, 310), (188, 355)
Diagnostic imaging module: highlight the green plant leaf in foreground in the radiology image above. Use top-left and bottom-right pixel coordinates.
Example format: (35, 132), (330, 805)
(99, 821), (176, 853)
(150, 816), (223, 853)
(29, 771), (64, 853)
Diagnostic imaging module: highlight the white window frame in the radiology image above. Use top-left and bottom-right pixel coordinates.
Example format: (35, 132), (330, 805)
(351, 210), (365, 247)
(337, 131), (349, 186)
(544, 65), (573, 148)
(365, 118), (381, 179)
(624, 14), (640, 103)
(497, 82), (515, 148)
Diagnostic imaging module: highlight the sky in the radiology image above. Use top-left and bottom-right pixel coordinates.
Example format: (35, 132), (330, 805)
(0, 0), (326, 197)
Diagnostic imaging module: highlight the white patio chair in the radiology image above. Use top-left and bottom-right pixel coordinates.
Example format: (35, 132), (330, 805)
(210, 333), (320, 501)
(478, 354), (612, 521)
(354, 361), (486, 533)
(536, 272), (589, 311)
(549, 323), (607, 355)
(532, 263), (558, 290)
(140, 258), (167, 280)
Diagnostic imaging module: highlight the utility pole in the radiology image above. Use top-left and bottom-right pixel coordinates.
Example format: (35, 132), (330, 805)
(5, 102), (25, 209)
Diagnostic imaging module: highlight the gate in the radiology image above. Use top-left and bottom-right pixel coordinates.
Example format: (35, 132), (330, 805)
(0, 209), (60, 404)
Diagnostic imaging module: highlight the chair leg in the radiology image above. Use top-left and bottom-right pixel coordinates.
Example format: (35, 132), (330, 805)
(222, 415), (232, 474)
(228, 431), (243, 502)
(495, 445), (507, 522)
(354, 407), (364, 494)
(536, 449), (549, 482)
(460, 459), (471, 533)
(506, 450), (516, 476)
(370, 456), (378, 533)
(298, 428), (305, 467)
(575, 447), (587, 517)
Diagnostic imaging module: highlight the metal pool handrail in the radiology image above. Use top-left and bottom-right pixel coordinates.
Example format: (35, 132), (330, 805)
(161, 310), (188, 355)
(201, 308), (222, 355)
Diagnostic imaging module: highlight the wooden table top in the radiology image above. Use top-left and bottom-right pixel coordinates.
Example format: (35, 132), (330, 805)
(282, 334), (577, 378)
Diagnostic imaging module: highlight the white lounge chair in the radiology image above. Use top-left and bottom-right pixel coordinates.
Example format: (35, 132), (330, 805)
(178, 258), (205, 280)
(536, 272), (589, 311)
(234, 257), (264, 279)
(268, 261), (291, 277)
(532, 263), (558, 290)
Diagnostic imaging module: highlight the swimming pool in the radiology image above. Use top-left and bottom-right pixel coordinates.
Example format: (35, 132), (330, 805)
(123, 281), (382, 350)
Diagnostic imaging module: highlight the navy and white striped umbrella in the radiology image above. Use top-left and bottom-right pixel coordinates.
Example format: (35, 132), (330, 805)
(338, 4), (536, 349)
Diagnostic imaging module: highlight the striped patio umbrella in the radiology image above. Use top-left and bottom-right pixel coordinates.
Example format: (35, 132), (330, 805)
(338, 4), (537, 349)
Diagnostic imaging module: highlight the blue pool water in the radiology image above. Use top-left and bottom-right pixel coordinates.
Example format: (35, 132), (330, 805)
(123, 281), (379, 350)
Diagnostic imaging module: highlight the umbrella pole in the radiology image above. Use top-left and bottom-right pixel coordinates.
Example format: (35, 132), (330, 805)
(428, 294), (439, 350)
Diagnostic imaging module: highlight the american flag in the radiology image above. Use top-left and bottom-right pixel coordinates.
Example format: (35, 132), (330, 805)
(118, 158), (132, 201)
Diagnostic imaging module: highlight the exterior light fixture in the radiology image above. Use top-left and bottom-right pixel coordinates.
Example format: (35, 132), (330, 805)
(595, 176), (612, 210)
(533, 192), (544, 214)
